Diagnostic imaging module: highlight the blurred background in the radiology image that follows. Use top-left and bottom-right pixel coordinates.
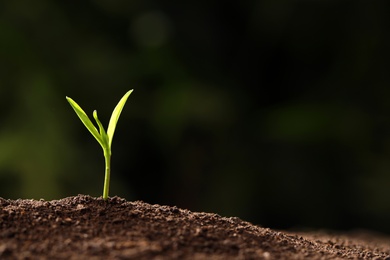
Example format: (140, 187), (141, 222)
(1, 0), (390, 234)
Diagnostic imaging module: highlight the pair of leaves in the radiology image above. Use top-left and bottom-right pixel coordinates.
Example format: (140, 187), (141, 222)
(66, 90), (133, 152)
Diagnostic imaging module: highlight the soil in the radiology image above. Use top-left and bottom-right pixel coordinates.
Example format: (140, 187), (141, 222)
(1, 195), (389, 259)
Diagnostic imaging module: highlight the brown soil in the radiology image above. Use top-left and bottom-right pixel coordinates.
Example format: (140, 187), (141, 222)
(1, 195), (389, 259)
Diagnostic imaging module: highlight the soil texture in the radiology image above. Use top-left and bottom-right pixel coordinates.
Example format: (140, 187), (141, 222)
(0, 195), (389, 259)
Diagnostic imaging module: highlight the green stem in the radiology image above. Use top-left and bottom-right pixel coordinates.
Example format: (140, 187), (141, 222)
(102, 148), (111, 200)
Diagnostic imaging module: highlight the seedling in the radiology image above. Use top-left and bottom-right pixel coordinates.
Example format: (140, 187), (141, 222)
(66, 90), (133, 200)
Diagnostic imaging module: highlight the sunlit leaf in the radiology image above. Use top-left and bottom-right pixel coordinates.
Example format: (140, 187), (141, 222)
(93, 110), (110, 151)
(66, 97), (103, 147)
(107, 89), (133, 146)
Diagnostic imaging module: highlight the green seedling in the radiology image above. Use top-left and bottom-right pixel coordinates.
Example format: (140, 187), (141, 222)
(66, 90), (133, 200)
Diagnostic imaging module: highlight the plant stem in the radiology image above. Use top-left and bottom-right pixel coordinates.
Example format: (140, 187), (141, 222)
(102, 149), (111, 200)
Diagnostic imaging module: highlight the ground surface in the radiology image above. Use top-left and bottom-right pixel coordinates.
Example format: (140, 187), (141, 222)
(0, 195), (389, 259)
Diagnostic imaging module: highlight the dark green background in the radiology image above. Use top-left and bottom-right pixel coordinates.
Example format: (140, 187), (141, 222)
(1, 1), (390, 234)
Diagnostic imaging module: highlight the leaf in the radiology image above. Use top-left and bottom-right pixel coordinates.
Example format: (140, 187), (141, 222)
(66, 97), (104, 148)
(107, 89), (133, 146)
(93, 110), (110, 151)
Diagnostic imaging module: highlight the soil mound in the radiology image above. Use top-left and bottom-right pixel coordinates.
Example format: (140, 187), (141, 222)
(1, 195), (389, 259)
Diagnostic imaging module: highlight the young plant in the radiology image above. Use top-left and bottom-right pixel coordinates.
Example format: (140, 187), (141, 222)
(66, 90), (133, 200)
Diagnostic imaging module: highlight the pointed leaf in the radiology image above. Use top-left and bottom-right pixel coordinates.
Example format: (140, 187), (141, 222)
(66, 97), (104, 147)
(107, 89), (133, 146)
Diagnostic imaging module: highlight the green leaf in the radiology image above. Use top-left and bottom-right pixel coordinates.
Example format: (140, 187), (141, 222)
(107, 89), (133, 146)
(66, 97), (104, 147)
(93, 110), (110, 150)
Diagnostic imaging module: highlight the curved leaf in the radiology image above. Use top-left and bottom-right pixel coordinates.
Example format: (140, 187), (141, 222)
(93, 110), (110, 151)
(66, 97), (103, 147)
(107, 89), (133, 146)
